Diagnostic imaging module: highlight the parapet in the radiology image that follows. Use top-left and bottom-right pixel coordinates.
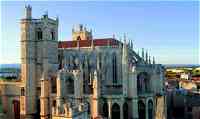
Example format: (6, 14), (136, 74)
(52, 102), (88, 118)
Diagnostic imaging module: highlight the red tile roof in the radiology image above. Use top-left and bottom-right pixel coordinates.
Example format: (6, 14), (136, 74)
(192, 76), (200, 81)
(58, 38), (120, 48)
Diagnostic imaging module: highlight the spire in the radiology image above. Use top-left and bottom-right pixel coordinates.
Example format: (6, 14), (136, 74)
(146, 50), (148, 63)
(149, 55), (151, 64)
(142, 48), (144, 59)
(72, 25), (75, 33)
(25, 4), (32, 19)
(137, 49), (140, 56)
(128, 39), (131, 48)
(45, 10), (48, 16)
(79, 24), (83, 31)
(119, 37), (122, 42)
(122, 37), (128, 63)
(131, 40), (133, 49)
(113, 34), (115, 39)
(56, 15), (59, 23)
(123, 33), (127, 44)
(153, 56), (155, 64)
(43, 10), (48, 18)
(84, 26), (87, 31)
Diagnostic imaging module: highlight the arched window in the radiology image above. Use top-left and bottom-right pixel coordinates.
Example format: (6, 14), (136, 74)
(137, 72), (150, 94)
(99, 53), (102, 69)
(36, 99), (40, 119)
(98, 53), (102, 80)
(103, 102), (108, 118)
(51, 77), (57, 93)
(112, 103), (120, 119)
(138, 100), (146, 119)
(148, 100), (153, 119)
(51, 30), (55, 40)
(65, 77), (74, 94)
(87, 101), (91, 115)
(123, 102), (128, 119)
(112, 53), (117, 84)
(37, 28), (42, 40)
(13, 100), (20, 119)
(21, 87), (25, 96)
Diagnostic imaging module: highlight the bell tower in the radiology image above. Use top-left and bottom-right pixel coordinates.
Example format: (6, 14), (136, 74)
(20, 5), (37, 119)
(72, 24), (92, 41)
(20, 5), (58, 119)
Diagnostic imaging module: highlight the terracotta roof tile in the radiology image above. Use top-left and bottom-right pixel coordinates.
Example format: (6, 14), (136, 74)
(58, 38), (120, 48)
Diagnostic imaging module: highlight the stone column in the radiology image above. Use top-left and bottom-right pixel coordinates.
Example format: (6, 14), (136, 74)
(55, 72), (64, 116)
(40, 79), (50, 119)
(146, 99), (149, 119)
(120, 102), (123, 119)
(108, 100), (112, 119)
(132, 98), (138, 119)
(73, 70), (83, 104)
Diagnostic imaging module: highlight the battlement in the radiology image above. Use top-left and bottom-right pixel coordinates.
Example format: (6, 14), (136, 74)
(72, 24), (91, 33)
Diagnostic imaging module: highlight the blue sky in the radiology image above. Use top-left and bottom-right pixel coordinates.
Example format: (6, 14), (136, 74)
(0, 1), (199, 64)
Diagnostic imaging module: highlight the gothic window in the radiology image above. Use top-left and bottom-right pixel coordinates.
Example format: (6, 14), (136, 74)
(112, 53), (117, 84)
(51, 77), (57, 93)
(123, 102), (128, 119)
(66, 77), (74, 94)
(138, 100), (146, 119)
(99, 53), (102, 69)
(103, 103), (108, 118)
(51, 30), (55, 40)
(148, 100), (153, 119)
(99, 53), (102, 80)
(21, 87), (25, 96)
(112, 103), (120, 119)
(37, 28), (42, 40)
(137, 72), (150, 94)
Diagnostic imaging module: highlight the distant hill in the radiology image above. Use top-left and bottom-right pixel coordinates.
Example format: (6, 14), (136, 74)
(0, 64), (20, 69)
(164, 64), (200, 68)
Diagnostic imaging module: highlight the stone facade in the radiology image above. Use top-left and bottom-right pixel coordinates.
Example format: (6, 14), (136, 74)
(0, 5), (167, 119)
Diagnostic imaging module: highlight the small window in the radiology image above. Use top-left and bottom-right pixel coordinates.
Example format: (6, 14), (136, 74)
(37, 28), (42, 40)
(112, 53), (117, 84)
(77, 36), (81, 41)
(21, 87), (25, 96)
(51, 31), (55, 40)
(51, 77), (57, 93)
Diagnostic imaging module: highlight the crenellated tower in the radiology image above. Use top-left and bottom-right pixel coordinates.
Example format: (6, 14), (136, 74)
(20, 5), (37, 119)
(72, 24), (92, 41)
(20, 5), (58, 119)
